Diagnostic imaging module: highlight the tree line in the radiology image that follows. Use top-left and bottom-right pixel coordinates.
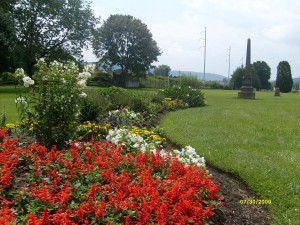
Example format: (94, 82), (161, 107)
(230, 60), (293, 92)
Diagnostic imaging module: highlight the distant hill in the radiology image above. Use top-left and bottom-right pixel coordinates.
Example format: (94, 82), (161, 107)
(170, 70), (226, 82)
(293, 77), (300, 84)
(271, 77), (300, 85)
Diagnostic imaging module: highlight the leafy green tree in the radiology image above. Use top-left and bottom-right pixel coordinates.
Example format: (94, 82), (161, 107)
(275, 61), (293, 93)
(154, 64), (171, 76)
(92, 14), (161, 78)
(230, 66), (244, 89)
(253, 61), (271, 90)
(230, 66), (260, 89)
(0, 0), (17, 74)
(10, 0), (99, 76)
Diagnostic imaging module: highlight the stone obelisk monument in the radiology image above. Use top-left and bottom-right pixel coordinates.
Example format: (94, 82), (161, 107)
(238, 38), (255, 99)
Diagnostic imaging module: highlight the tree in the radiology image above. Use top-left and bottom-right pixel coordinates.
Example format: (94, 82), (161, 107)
(0, 0), (17, 74)
(92, 14), (161, 78)
(230, 65), (260, 90)
(10, 0), (99, 76)
(275, 61), (293, 93)
(252, 61), (271, 90)
(154, 64), (171, 76)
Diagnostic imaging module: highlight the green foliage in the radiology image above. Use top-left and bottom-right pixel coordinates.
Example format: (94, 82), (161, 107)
(87, 71), (113, 87)
(0, 112), (6, 128)
(0, 72), (17, 84)
(179, 75), (202, 88)
(0, 8), (17, 74)
(140, 76), (179, 88)
(230, 66), (260, 89)
(162, 99), (185, 111)
(161, 86), (206, 107)
(275, 61), (293, 93)
(92, 14), (161, 78)
(79, 91), (110, 122)
(14, 60), (91, 149)
(7, 0), (99, 76)
(204, 81), (224, 89)
(99, 87), (151, 113)
(253, 61), (271, 90)
(153, 64), (171, 76)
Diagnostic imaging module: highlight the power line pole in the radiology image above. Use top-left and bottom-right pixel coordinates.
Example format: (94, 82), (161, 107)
(203, 27), (207, 86)
(199, 27), (207, 87)
(227, 46), (231, 81)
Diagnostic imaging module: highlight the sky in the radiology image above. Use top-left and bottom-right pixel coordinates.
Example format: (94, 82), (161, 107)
(83, 0), (300, 80)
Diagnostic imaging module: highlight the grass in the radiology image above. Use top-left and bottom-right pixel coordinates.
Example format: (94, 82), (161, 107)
(160, 90), (300, 225)
(0, 86), (23, 123)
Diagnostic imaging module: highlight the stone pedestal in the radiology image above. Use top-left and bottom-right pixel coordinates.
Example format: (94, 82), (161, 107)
(238, 87), (255, 99)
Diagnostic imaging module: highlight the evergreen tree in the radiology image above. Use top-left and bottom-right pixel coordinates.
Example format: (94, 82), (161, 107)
(253, 61), (271, 90)
(275, 61), (293, 93)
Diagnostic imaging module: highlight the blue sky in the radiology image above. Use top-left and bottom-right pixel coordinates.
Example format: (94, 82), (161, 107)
(83, 0), (300, 80)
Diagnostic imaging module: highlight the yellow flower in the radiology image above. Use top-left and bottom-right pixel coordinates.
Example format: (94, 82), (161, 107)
(5, 123), (16, 129)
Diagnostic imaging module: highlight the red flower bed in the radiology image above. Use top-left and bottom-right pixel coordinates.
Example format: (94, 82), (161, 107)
(0, 129), (223, 224)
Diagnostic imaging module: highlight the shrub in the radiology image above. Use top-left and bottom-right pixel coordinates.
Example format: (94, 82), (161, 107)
(162, 98), (186, 110)
(180, 75), (202, 88)
(14, 60), (91, 149)
(0, 72), (17, 85)
(79, 91), (110, 122)
(99, 87), (152, 113)
(161, 86), (206, 107)
(86, 71), (113, 87)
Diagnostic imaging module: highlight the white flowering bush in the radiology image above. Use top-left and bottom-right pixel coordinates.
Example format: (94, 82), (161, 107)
(14, 60), (91, 149)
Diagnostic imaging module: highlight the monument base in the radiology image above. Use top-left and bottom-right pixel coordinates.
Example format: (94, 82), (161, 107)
(238, 86), (255, 99)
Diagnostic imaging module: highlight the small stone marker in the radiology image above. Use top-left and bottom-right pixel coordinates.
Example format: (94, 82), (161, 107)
(238, 38), (255, 99)
(274, 87), (280, 96)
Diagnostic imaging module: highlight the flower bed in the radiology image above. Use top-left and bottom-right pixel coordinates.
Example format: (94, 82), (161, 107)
(0, 129), (223, 224)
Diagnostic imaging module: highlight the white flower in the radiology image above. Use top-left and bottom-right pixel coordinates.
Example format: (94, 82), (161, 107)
(78, 80), (87, 88)
(84, 64), (95, 74)
(79, 92), (87, 98)
(15, 68), (25, 78)
(15, 97), (27, 105)
(78, 71), (91, 80)
(51, 61), (61, 66)
(133, 143), (140, 149)
(22, 76), (35, 87)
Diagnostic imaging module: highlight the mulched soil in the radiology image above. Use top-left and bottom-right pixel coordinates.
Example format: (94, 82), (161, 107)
(207, 163), (272, 225)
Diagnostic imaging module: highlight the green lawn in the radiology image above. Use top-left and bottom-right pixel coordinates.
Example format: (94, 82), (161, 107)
(160, 90), (300, 225)
(0, 86), (21, 123)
